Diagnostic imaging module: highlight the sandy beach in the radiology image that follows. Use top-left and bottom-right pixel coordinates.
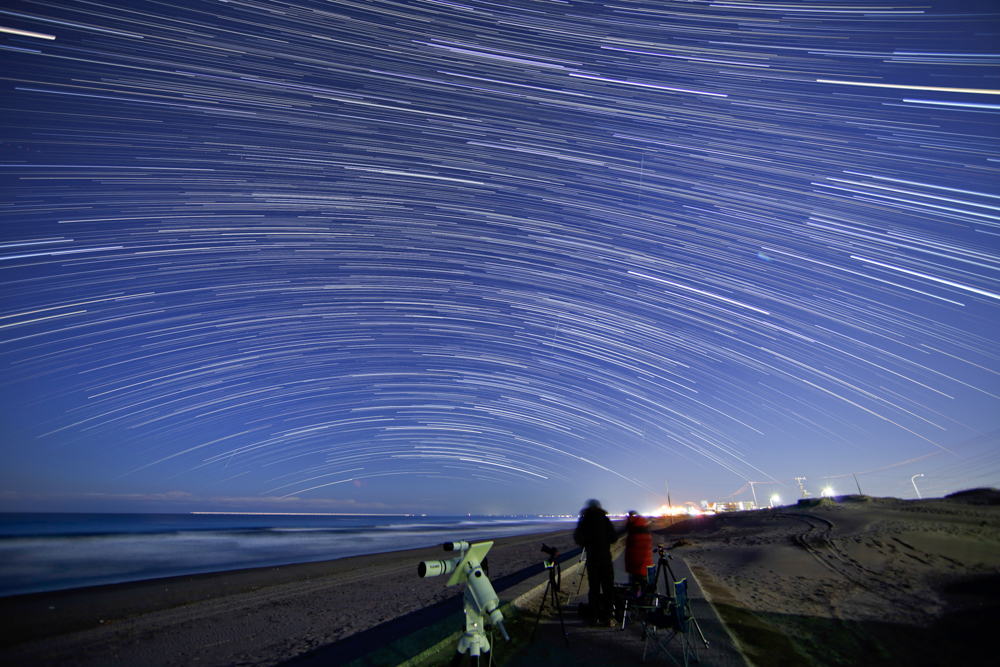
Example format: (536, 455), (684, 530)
(0, 527), (586, 667)
(2, 492), (998, 667)
(660, 490), (1000, 666)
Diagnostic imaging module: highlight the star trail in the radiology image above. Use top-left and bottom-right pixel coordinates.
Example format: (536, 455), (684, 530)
(1, 0), (998, 514)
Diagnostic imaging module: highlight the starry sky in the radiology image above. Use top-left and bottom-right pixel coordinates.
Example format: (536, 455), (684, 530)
(1, 0), (998, 516)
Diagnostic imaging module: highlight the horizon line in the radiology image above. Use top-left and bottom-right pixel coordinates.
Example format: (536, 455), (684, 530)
(191, 512), (417, 516)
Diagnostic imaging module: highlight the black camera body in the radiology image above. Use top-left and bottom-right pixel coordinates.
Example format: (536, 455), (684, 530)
(540, 543), (558, 558)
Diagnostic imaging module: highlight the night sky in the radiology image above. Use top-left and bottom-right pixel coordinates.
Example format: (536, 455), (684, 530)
(1, 0), (998, 516)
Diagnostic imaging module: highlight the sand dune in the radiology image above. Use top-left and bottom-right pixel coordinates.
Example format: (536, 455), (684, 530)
(662, 490), (1000, 666)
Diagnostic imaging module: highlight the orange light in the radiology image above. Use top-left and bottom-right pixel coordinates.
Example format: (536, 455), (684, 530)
(657, 505), (692, 516)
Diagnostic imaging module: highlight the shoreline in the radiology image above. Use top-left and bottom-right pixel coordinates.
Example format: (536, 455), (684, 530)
(0, 542), (454, 648)
(4, 494), (997, 666)
(0, 525), (593, 665)
(0, 513), (583, 599)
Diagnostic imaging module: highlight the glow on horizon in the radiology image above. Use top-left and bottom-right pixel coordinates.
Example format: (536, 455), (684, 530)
(191, 512), (414, 516)
(655, 505), (700, 517)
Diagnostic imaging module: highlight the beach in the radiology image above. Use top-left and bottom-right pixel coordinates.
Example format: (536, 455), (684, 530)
(0, 526), (586, 666)
(2, 492), (998, 666)
(659, 490), (1000, 666)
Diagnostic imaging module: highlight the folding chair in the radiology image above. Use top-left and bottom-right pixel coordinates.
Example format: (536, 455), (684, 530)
(640, 579), (703, 665)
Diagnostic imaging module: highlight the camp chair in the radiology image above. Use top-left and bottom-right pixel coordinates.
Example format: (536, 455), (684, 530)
(639, 578), (701, 665)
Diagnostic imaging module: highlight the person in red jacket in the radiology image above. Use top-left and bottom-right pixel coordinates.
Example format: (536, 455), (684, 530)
(624, 511), (653, 586)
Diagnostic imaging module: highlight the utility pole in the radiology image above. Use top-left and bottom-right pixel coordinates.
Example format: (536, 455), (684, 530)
(749, 481), (758, 509)
(853, 472), (863, 495)
(795, 477), (807, 499)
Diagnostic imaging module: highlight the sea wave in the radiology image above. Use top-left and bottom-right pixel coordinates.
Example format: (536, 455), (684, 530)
(0, 513), (574, 596)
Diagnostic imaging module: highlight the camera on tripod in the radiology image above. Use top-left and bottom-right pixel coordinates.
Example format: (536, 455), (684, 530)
(540, 543), (558, 567)
(530, 542), (568, 646)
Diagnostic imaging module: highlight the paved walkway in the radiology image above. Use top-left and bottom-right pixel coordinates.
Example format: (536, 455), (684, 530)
(500, 548), (749, 667)
(329, 538), (749, 667)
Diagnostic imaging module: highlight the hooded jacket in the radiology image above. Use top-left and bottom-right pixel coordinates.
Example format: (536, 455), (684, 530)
(573, 504), (618, 562)
(624, 513), (653, 576)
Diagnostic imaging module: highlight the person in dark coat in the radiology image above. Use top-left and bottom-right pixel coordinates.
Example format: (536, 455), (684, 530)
(573, 499), (619, 626)
(624, 511), (653, 586)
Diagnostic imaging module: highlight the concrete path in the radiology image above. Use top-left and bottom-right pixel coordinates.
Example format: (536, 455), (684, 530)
(501, 547), (749, 667)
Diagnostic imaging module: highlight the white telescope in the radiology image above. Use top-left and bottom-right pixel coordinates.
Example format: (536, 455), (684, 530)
(418, 540), (509, 661)
(417, 541), (471, 578)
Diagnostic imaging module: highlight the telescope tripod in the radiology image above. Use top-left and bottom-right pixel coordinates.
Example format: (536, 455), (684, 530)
(647, 549), (709, 649)
(649, 550), (677, 601)
(530, 558), (569, 647)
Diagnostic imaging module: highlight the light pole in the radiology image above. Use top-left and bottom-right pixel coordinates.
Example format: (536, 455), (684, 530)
(770, 495), (780, 508)
(911, 474), (924, 499)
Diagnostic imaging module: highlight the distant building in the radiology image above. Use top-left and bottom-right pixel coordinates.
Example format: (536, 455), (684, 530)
(710, 501), (756, 512)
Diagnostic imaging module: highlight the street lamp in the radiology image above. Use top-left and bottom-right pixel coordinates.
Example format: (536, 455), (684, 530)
(770, 495), (780, 508)
(911, 474), (924, 499)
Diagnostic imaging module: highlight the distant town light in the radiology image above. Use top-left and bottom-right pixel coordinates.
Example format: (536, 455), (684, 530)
(657, 505), (700, 517)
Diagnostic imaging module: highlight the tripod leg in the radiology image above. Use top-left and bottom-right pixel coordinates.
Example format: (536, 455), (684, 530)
(663, 559), (677, 588)
(530, 579), (551, 642)
(658, 558), (675, 602)
(552, 577), (569, 646)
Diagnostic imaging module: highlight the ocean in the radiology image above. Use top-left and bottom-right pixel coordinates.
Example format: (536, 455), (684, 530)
(0, 512), (577, 597)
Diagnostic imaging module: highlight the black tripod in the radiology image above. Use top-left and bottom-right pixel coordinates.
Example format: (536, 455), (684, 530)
(531, 547), (569, 647)
(647, 545), (709, 649)
(648, 545), (678, 601)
